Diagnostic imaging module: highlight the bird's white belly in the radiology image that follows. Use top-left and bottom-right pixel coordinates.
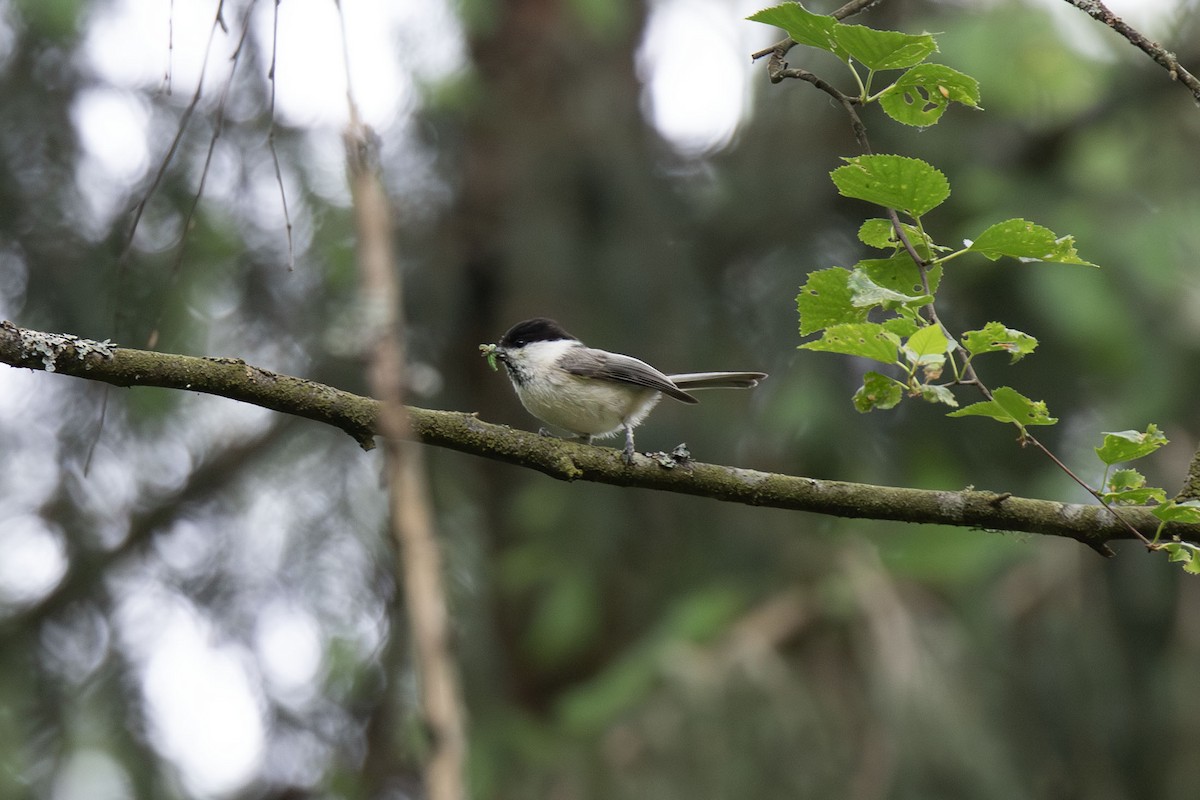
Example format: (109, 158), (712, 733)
(515, 373), (661, 438)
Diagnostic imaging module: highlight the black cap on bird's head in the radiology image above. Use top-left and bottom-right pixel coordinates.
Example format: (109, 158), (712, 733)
(498, 318), (576, 349)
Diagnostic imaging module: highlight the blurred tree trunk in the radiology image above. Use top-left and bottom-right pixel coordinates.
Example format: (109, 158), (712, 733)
(432, 0), (684, 715)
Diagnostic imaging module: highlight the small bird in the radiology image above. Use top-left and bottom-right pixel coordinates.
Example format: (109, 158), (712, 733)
(483, 318), (766, 464)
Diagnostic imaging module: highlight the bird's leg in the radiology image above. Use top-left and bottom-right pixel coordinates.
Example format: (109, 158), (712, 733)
(621, 424), (637, 465)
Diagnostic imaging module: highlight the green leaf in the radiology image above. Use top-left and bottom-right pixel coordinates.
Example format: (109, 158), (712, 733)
(832, 25), (937, 71)
(800, 323), (901, 364)
(853, 371), (903, 412)
(961, 322), (1038, 362)
(797, 267), (868, 335)
(919, 383), (958, 407)
(831, 155), (950, 217)
(947, 386), (1057, 428)
(859, 218), (907, 248)
(879, 63), (981, 127)
(847, 269), (931, 310)
(967, 218), (1098, 266)
(1103, 487), (1168, 506)
(746, 4), (840, 54)
(881, 317), (920, 338)
(904, 325), (951, 364)
(1101, 469), (1167, 505)
(1161, 542), (1200, 575)
(1152, 499), (1200, 524)
(857, 218), (945, 256)
(1095, 425), (1169, 466)
(859, 254), (942, 298)
(1108, 468), (1146, 492)
(904, 326), (949, 381)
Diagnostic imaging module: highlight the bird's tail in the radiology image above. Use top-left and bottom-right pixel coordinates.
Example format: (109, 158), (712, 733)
(669, 371), (767, 390)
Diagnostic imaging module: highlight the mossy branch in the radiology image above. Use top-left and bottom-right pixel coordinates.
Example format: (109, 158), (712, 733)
(3, 321), (1193, 553)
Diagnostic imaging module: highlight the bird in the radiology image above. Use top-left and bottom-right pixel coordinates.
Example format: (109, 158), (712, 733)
(484, 318), (766, 464)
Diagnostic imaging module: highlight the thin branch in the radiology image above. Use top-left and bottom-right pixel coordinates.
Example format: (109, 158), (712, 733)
(115, 0), (228, 332)
(145, 1), (256, 350)
(1062, 0), (1200, 104)
(96, 0), (233, 474)
(766, 58), (869, 147)
(267, 0), (295, 271)
(162, 0), (175, 95)
(3, 321), (1195, 551)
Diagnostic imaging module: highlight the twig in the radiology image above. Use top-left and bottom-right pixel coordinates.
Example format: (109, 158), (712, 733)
(115, 0), (229, 334)
(162, 0), (175, 94)
(266, 0), (295, 271)
(145, 1), (255, 350)
(94, 0), (235, 475)
(1062, 0), (1200, 104)
(766, 58), (868, 146)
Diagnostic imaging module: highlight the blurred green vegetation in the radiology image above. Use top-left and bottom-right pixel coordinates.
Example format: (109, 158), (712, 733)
(0, 0), (1199, 798)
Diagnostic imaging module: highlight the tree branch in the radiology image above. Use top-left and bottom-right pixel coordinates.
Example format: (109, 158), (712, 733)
(1063, 0), (1200, 104)
(3, 321), (1195, 551)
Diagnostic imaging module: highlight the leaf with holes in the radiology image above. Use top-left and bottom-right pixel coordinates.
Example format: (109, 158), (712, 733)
(858, 254), (942, 303)
(962, 322), (1038, 363)
(879, 64), (981, 127)
(853, 371), (904, 412)
(847, 269), (931, 311)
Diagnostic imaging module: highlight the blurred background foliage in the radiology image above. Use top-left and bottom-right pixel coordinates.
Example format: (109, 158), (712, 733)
(0, 0), (1199, 797)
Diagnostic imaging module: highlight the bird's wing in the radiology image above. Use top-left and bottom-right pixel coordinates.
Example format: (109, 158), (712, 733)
(559, 348), (699, 404)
